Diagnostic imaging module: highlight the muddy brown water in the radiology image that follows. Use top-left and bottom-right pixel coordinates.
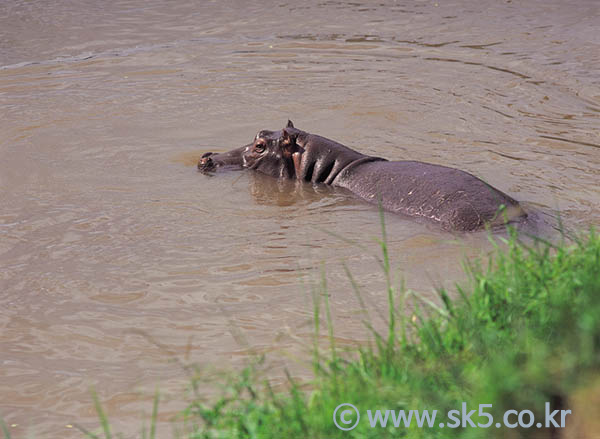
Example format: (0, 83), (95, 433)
(1, 0), (599, 437)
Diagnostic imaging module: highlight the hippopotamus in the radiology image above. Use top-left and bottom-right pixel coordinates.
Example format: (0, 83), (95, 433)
(198, 121), (526, 231)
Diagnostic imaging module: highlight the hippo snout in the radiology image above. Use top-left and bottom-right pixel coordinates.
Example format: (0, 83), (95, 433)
(198, 152), (216, 172)
(197, 144), (248, 173)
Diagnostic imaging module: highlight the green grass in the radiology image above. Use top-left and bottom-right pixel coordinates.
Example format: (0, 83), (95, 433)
(176, 226), (599, 439)
(6, 226), (597, 439)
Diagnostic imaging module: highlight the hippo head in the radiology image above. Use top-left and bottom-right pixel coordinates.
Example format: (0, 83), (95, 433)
(198, 120), (302, 178)
(242, 120), (302, 178)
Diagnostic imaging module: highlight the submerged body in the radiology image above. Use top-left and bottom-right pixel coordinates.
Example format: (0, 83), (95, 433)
(199, 121), (525, 231)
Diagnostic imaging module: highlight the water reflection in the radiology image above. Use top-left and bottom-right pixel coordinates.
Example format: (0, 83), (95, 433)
(248, 172), (338, 207)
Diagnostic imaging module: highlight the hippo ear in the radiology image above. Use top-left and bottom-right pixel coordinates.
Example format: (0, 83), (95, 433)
(286, 120), (294, 128)
(281, 128), (298, 149)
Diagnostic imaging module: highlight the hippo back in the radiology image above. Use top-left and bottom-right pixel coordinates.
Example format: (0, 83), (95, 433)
(333, 160), (525, 231)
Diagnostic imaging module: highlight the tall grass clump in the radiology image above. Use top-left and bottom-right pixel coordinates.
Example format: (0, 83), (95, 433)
(85, 226), (600, 439)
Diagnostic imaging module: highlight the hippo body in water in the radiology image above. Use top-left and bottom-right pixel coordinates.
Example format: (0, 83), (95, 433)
(198, 121), (525, 231)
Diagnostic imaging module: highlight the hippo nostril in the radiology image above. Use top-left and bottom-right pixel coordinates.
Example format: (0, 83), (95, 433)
(198, 155), (215, 171)
(201, 152), (214, 159)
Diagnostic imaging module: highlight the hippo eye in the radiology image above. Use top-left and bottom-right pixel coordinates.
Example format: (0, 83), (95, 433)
(254, 143), (266, 153)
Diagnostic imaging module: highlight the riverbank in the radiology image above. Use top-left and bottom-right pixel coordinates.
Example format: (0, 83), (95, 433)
(65, 225), (600, 439)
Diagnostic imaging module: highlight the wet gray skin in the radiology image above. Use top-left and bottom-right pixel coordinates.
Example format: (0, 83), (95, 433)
(198, 143), (251, 173)
(199, 121), (526, 231)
